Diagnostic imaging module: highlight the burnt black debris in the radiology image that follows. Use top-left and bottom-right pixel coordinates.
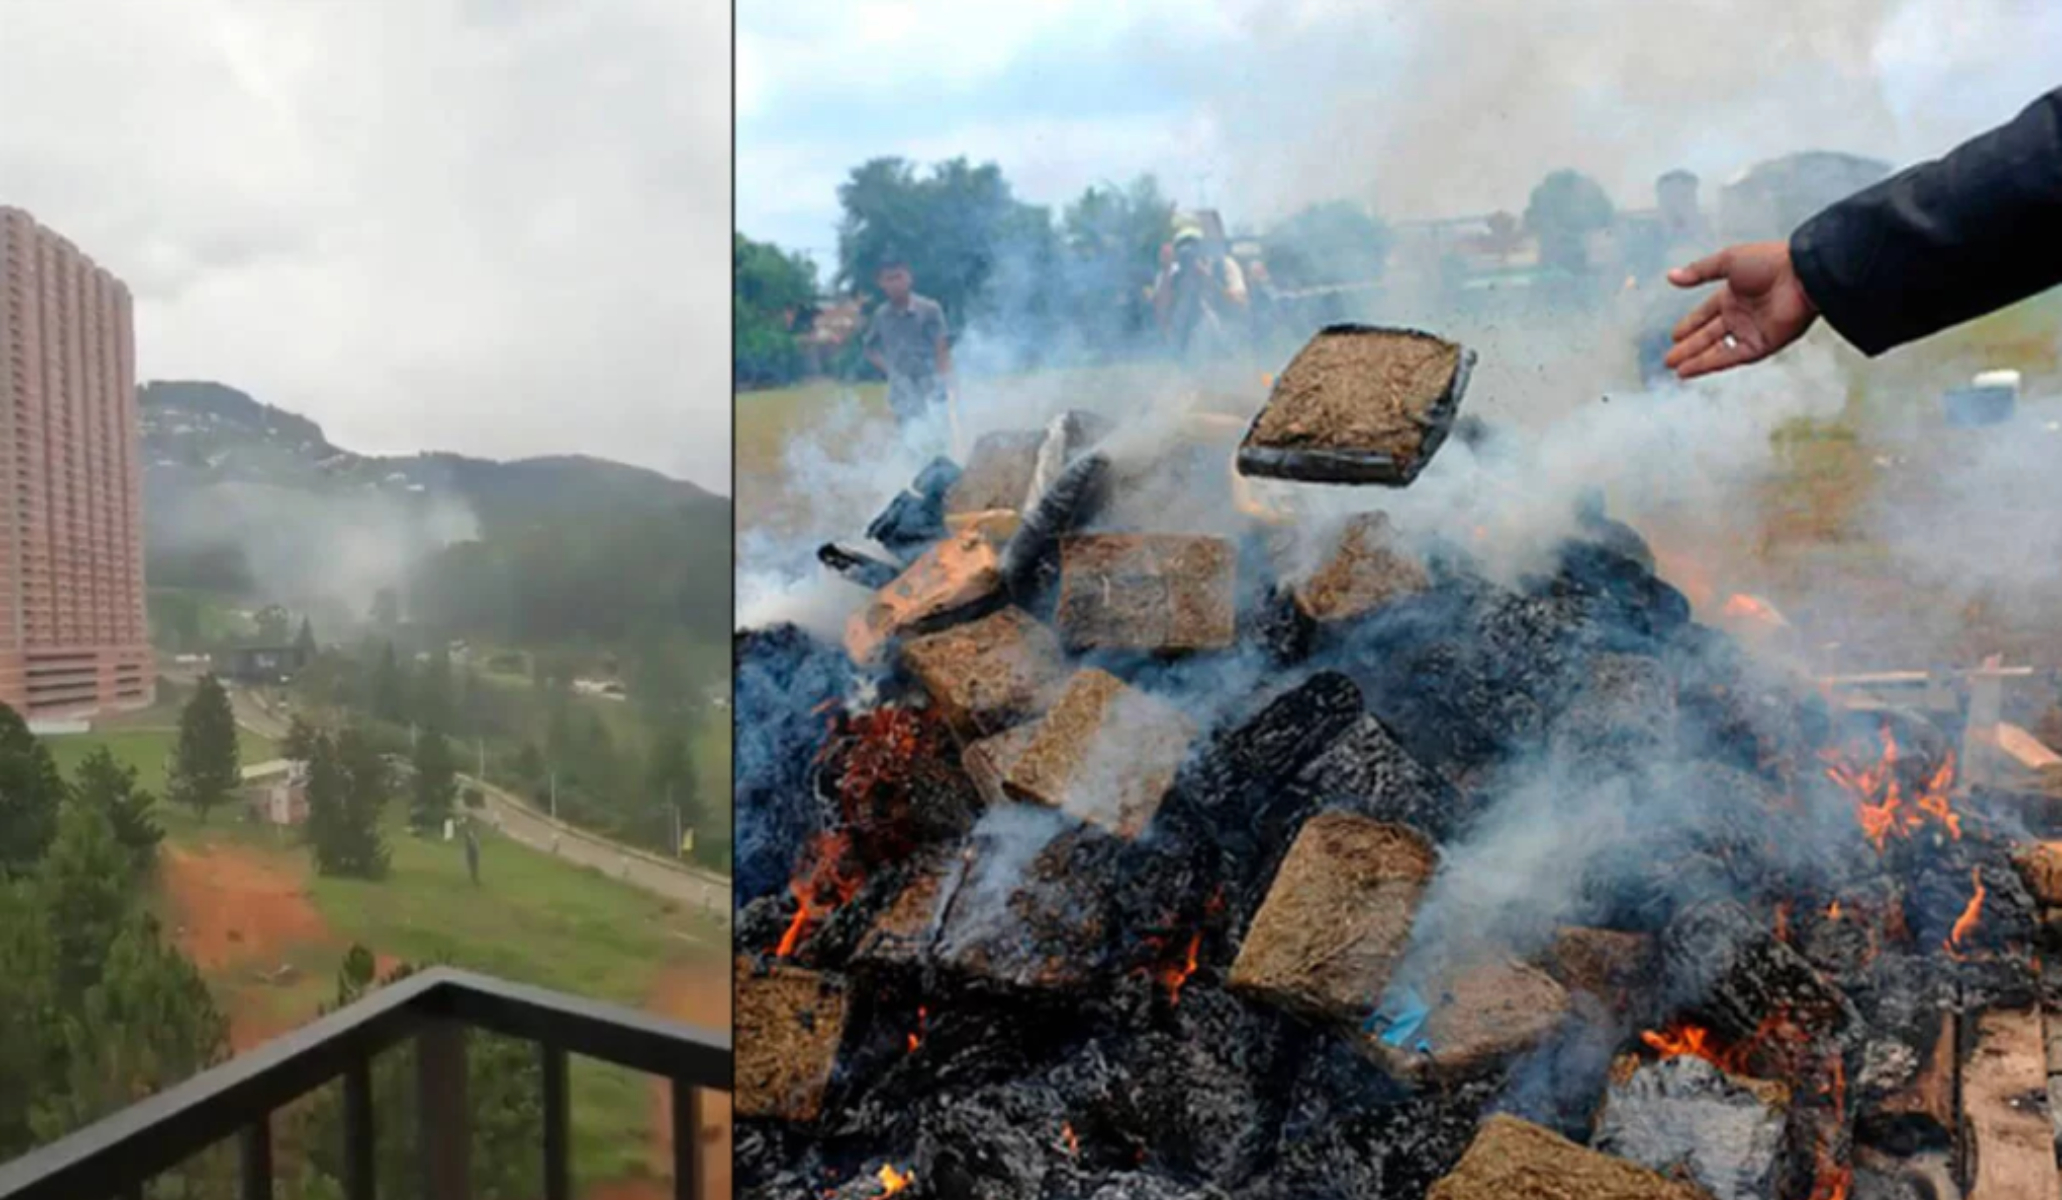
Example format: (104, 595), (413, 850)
(739, 411), (2054, 1199)
(867, 455), (961, 558)
(818, 542), (902, 590)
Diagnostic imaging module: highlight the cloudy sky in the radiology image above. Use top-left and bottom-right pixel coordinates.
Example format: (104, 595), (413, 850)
(740, 0), (2060, 271)
(0, 0), (731, 494)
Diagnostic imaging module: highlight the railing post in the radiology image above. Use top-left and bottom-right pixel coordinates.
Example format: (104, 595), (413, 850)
(342, 1060), (375, 1200)
(540, 1044), (570, 1200)
(239, 1117), (273, 1200)
(671, 1080), (706, 1200)
(416, 1021), (470, 1200)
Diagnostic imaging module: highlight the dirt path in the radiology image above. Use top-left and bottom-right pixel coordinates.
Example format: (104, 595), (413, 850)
(585, 961), (733, 1200)
(161, 843), (346, 1050)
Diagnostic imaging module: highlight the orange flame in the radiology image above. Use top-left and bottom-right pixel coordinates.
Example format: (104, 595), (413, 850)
(1060, 1123), (1080, 1157)
(773, 832), (863, 958)
(1825, 901), (1841, 921)
(1158, 930), (1203, 1006)
(876, 1164), (913, 1195)
(1945, 867), (1986, 958)
(906, 1006), (927, 1054)
(1641, 1022), (1748, 1075)
(1822, 727), (1960, 853)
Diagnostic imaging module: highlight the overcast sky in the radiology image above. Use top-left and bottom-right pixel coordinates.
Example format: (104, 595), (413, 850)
(740, 0), (2061, 273)
(0, 0), (731, 494)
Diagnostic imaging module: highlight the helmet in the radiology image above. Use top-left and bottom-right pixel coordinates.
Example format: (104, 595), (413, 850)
(1172, 222), (1204, 247)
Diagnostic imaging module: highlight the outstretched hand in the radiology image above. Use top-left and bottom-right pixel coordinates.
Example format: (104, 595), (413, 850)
(1664, 241), (1820, 379)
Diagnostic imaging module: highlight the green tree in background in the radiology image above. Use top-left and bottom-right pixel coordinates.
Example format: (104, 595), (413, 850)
(35, 804), (134, 1002)
(0, 704), (65, 875)
(1525, 168), (1616, 275)
(1265, 200), (1394, 289)
(734, 232), (819, 389)
(169, 674), (239, 824)
(296, 616), (320, 659)
(411, 728), (458, 832)
(0, 882), (58, 1158)
(72, 748), (162, 880)
(283, 713), (321, 762)
(1057, 175), (1176, 349)
(30, 912), (230, 1150)
(373, 641), (409, 727)
(835, 156), (1055, 343)
(306, 730), (390, 880)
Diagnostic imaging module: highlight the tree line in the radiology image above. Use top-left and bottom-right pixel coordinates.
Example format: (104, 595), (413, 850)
(735, 154), (1651, 390)
(290, 638), (725, 871)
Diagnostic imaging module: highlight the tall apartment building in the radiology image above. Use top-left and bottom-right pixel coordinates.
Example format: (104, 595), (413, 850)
(0, 206), (153, 720)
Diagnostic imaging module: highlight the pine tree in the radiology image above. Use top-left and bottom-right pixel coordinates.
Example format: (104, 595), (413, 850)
(371, 642), (409, 726)
(169, 674), (240, 823)
(30, 911), (230, 1139)
(0, 882), (58, 1159)
(283, 713), (321, 763)
(410, 728), (458, 831)
(35, 803), (134, 999)
(295, 616), (319, 659)
(0, 703), (66, 875)
(72, 748), (162, 879)
(307, 731), (390, 880)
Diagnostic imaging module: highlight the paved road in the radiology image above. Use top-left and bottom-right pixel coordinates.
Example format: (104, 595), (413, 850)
(227, 688), (730, 920)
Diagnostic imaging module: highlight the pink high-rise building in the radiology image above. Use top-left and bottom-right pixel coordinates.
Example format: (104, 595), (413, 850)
(0, 207), (153, 720)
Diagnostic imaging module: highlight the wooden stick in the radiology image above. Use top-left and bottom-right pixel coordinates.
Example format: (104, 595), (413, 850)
(1962, 1008), (2059, 1200)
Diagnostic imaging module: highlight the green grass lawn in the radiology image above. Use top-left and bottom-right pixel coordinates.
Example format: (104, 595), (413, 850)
(42, 726), (281, 795)
(152, 804), (719, 1186)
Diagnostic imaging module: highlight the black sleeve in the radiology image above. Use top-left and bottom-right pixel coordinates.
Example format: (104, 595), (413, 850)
(1789, 86), (2062, 356)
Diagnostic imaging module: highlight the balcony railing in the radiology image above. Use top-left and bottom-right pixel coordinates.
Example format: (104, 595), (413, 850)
(0, 967), (733, 1200)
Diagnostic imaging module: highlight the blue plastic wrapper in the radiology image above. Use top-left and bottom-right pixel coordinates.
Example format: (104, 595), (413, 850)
(1366, 985), (1432, 1055)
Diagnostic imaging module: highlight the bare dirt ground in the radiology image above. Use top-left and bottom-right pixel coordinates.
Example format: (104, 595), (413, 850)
(159, 842), (382, 1051)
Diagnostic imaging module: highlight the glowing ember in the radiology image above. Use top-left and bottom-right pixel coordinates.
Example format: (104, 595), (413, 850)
(772, 832), (864, 959)
(1060, 1122), (1080, 1157)
(1158, 930), (1203, 1005)
(906, 1006), (927, 1054)
(1773, 902), (1791, 944)
(1640, 1022), (1745, 1075)
(876, 1164), (913, 1195)
(1821, 726), (1961, 852)
(1944, 867), (1986, 958)
(1825, 900), (1841, 921)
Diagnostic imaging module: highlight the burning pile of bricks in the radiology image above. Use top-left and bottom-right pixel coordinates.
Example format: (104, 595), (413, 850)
(735, 414), (2062, 1200)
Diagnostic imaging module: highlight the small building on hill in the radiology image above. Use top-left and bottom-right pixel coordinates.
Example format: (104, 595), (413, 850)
(245, 762), (310, 826)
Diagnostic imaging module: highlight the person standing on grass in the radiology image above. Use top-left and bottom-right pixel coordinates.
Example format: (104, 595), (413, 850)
(1665, 86), (2061, 380)
(861, 257), (957, 429)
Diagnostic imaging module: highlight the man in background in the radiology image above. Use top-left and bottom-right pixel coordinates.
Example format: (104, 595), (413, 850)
(862, 257), (956, 429)
(1152, 220), (1248, 361)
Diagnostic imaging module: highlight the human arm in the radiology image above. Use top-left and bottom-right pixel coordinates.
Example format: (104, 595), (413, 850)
(1667, 86), (2062, 377)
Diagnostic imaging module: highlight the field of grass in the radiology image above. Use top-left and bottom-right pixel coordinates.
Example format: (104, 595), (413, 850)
(42, 725), (281, 795)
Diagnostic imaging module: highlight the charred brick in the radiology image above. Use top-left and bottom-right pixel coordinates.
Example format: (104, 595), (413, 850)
(844, 526), (1006, 665)
(852, 851), (963, 971)
(1230, 814), (1436, 1026)
(1293, 512), (1431, 624)
(1293, 712), (1468, 843)
(1663, 900), (1859, 1045)
(867, 456), (962, 556)
(1054, 534), (1238, 655)
(1003, 669), (1197, 840)
(1428, 1113), (1710, 1200)
(947, 431), (1044, 516)
(737, 961), (851, 1124)
(1548, 651), (1678, 769)
(1363, 959), (1571, 1084)
(932, 812), (1122, 991)
(963, 722), (1042, 810)
(1545, 927), (1658, 1016)
(898, 607), (1067, 742)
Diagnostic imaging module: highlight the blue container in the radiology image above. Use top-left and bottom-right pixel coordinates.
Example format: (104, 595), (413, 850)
(1943, 384), (2016, 428)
